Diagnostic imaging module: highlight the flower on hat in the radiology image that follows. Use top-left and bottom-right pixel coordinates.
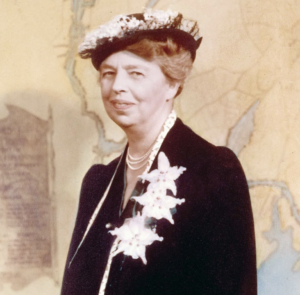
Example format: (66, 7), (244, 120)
(78, 9), (201, 58)
(144, 9), (178, 26)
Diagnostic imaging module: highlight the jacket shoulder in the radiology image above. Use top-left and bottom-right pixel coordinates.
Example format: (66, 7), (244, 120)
(166, 119), (236, 171)
(81, 156), (121, 188)
(175, 120), (238, 161)
(77, 155), (121, 210)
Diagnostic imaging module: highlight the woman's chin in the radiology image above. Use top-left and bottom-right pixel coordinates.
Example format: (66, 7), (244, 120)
(109, 114), (136, 129)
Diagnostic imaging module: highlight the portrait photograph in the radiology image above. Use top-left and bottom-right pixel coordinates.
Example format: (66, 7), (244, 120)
(0, 0), (299, 294)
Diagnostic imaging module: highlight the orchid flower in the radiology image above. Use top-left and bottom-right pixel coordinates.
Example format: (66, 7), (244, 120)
(132, 188), (185, 224)
(108, 152), (186, 265)
(109, 213), (163, 264)
(139, 152), (186, 195)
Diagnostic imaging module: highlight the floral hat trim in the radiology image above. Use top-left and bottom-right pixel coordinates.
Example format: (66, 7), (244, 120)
(78, 9), (202, 61)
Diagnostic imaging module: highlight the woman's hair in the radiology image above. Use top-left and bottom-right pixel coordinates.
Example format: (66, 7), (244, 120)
(125, 38), (193, 97)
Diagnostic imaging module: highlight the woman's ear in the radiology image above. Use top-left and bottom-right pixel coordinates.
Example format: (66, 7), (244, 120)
(166, 81), (181, 101)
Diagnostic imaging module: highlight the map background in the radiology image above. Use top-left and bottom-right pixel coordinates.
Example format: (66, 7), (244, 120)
(1, 0), (299, 294)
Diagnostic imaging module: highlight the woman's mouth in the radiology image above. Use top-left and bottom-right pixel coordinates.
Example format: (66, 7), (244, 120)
(110, 101), (134, 110)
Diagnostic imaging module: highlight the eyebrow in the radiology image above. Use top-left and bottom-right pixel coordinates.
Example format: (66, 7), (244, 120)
(99, 64), (115, 71)
(99, 63), (150, 71)
(124, 65), (149, 71)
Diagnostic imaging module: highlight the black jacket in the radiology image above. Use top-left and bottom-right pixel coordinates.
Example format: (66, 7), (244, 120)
(61, 118), (257, 295)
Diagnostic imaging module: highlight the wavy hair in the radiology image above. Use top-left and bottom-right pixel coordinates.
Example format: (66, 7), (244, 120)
(125, 38), (193, 97)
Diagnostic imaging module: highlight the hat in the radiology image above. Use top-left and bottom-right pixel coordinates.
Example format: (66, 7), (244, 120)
(78, 9), (202, 69)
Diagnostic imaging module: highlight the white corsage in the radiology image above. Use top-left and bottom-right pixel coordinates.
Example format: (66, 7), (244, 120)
(139, 152), (186, 195)
(109, 152), (186, 264)
(132, 189), (185, 224)
(109, 213), (163, 265)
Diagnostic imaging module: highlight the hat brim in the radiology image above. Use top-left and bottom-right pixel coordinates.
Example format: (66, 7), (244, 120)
(90, 29), (202, 70)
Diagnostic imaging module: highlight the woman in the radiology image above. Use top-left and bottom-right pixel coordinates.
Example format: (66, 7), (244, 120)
(61, 10), (257, 295)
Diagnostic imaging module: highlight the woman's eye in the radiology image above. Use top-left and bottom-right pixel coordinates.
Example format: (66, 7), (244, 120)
(130, 71), (144, 77)
(102, 71), (115, 78)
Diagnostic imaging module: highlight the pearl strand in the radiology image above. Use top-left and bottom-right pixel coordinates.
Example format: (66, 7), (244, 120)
(126, 150), (149, 170)
(127, 146), (152, 164)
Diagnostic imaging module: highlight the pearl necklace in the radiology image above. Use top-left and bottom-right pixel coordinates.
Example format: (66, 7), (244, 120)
(126, 148), (150, 170)
(127, 146), (152, 163)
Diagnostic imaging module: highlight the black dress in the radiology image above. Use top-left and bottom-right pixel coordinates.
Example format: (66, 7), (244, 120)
(61, 118), (257, 295)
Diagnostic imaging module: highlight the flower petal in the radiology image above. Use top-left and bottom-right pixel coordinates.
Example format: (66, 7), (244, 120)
(158, 152), (170, 172)
(139, 169), (159, 183)
(167, 166), (187, 180)
(137, 245), (147, 264)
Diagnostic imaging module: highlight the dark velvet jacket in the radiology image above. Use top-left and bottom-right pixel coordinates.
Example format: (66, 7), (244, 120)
(61, 118), (257, 295)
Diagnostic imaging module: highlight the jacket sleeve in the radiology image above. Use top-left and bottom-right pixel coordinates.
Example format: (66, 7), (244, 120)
(195, 147), (257, 294)
(130, 146), (257, 295)
(61, 164), (106, 295)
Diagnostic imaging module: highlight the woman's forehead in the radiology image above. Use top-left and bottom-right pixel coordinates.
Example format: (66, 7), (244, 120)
(100, 51), (159, 70)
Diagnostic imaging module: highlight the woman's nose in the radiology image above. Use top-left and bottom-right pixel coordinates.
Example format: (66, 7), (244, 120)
(112, 71), (127, 93)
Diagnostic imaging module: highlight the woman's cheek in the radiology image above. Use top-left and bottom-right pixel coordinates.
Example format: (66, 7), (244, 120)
(100, 83), (112, 100)
(129, 86), (146, 102)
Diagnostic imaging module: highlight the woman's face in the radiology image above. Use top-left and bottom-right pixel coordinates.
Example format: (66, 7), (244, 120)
(99, 51), (177, 130)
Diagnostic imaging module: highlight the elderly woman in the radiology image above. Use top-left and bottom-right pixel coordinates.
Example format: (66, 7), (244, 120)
(61, 10), (257, 295)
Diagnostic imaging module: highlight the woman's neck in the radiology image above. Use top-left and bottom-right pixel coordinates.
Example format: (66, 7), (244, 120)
(125, 109), (172, 157)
